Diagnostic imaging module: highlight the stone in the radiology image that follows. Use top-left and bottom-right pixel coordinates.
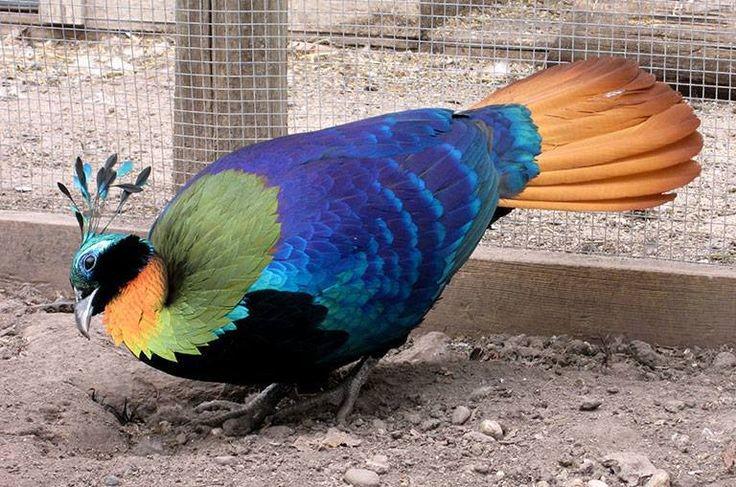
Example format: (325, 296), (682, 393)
(344, 468), (381, 487)
(712, 351), (736, 369)
(587, 481), (608, 487)
(603, 452), (657, 486)
(420, 418), (441, 432)
(103, 475), (121, 486)
(479, 420), (504, 440)
(663, 400), (685, 413)
(629, 340), (659, 368)
(390, 331), (451, 363)
(451, 406), (472, 425)
(320, 427), (362, 448)
(366, 454), (389, 474)
(580, 398), (603, 411)
(644, 470), (671, 487)
(213, 455), (237, 466)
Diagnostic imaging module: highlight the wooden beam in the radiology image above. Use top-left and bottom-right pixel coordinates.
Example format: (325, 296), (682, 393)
(550, 1), (736, 100)
(39, 0), (85, 25)
(173, 0), (288, 185)
(1, 211), (733, 347)
(424, 246), (736, 348)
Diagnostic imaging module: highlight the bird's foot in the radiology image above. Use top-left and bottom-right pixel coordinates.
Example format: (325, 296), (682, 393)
(195, 383), (291, 433)
(272, 356), (377, 427)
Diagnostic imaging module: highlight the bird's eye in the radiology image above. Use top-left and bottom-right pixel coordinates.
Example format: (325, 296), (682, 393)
(83, 254), (96, 271)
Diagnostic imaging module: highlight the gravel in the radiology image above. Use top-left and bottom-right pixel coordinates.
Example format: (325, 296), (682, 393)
(478, 419), (504, 440)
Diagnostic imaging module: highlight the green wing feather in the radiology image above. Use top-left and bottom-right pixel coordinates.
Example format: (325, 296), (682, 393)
(149, 170), (281, 357)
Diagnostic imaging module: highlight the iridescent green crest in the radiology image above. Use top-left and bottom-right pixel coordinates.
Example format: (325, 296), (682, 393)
(56, 154), (151, 240)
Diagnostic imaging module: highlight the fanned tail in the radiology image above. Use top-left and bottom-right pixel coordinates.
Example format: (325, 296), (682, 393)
(473, 57), (702, 211)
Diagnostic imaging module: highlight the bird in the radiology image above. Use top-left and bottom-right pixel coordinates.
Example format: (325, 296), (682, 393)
(60, 57), (702, 430)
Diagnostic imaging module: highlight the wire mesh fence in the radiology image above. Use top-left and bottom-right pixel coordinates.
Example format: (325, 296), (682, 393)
(0, 0), (733, 264)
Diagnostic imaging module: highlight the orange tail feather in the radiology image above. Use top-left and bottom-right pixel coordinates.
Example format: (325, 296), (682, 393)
(474, 57), (702, 212)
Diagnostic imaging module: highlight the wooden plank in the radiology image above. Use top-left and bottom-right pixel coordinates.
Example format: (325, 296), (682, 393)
(173, 0), (288, 185)
(424, 246), (736, 348)
(1, 210), (734, 347)
(39, 0), (84, 25)
(82, 0), (173, 31)
(550, 0), (736, 100)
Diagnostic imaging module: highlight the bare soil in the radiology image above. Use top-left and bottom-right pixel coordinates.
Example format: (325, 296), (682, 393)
(1, 284), (735, 487)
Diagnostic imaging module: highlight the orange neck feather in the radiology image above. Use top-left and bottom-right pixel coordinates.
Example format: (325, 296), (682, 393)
(103, 255), (168, 355)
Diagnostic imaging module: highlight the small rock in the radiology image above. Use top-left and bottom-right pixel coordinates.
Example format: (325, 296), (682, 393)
(568, 339), (595, 356)
(580, 398), (603, 411)
(629, 340), (659, 368)
(471, 464), (490, 475)
(403, 412), (422, 425)
(366, 454), (389, 474)
(451, 406), (472, 425)
(479, 420), (504, 440)
(104, 475), (121, 486)
(536, 482), (551, 487)
(214, 455), (237, 466)
(372, 419), (387, 433)
(564, 480), (584, 487)
(420, 418), (441, 432)
(587, 481), (608, 487)
(603, 452), (657, 485)
(469, 386), (494, 402)
(644, 470), (670, 487)
(390, 331), (451, 363)
(663, 400), (685, 413)
(344, 468), (381, 487)
(175, 433), (187, 445)
(210, 427), (223, 437)
(578, 459), (595, 474)
(495, 470), (505, 480)
(320, 427), (362, 448)
(261, 425), (294, 439)
(712, 351), (736, 369)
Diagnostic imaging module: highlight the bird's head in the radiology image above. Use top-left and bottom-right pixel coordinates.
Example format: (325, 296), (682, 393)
(70, 233), (154, 337)
(57, 154), (152, 338)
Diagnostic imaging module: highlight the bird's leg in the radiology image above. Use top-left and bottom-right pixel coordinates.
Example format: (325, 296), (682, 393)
(196, 382), (292, 430)
(272, 356), (377, 426)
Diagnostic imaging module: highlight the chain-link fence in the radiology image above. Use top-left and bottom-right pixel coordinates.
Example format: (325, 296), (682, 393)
(0, 0), (733, 264)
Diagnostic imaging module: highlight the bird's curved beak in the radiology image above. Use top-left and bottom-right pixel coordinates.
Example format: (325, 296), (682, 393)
(74, 287), (98, 339)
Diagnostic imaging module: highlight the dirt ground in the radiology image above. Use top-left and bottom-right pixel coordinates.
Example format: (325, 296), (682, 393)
(1, 283), (735, 487)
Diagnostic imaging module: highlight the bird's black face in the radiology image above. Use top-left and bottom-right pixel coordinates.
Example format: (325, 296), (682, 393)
(70, 233), (153, 337)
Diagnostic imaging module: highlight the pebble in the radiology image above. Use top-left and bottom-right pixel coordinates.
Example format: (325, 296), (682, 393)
(103, 475), (121, 486)
(644, 469), (671, 487)
(464, 430), (497, 444)
(663, 400), (685, 413)
(712, 351), (736, 369)
(629, 340), (660, 368)
(213, 455), (237, 466)
(471, 464), (490, 475)
(587, 481), (608, 487)
(420, 418), (441, 432)
(451, 406), (472, 425)
(175, 433), (187, 445)
(536, 482), (551, 487)
(366, 454), (389, 474)
(479, 420), (504, 440)
(603, 452), (657, 485)
(344, 468), (381, 487)
(389, 331), (451, 363)
(469, 386), (494, 401)
(580, 398), (603, 411)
